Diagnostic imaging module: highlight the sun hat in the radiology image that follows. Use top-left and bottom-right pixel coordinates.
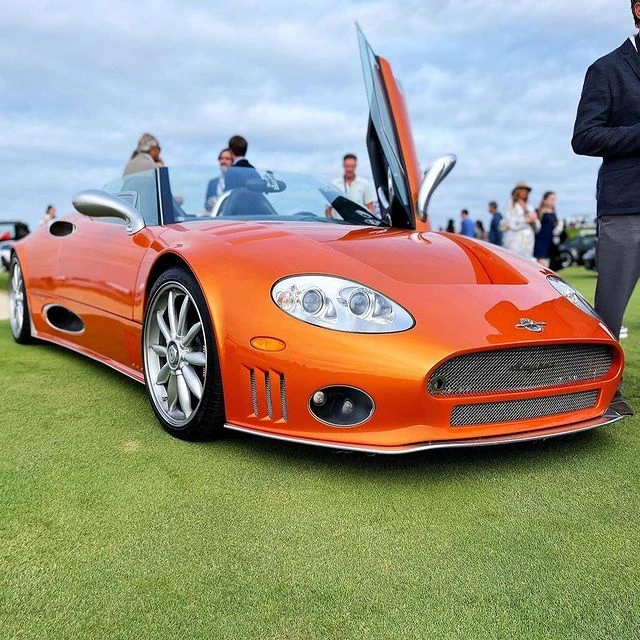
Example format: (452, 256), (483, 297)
(512, 181), (533, 196)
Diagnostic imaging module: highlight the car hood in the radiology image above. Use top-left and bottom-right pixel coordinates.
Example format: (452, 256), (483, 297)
(159, 220), (611, 349)
(167, 221), (535, 287)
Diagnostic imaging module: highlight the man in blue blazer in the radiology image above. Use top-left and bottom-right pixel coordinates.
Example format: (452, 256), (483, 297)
(572, 0), (640, 415)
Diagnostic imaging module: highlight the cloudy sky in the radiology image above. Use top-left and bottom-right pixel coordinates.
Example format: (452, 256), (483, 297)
(0, 0), (634, 231)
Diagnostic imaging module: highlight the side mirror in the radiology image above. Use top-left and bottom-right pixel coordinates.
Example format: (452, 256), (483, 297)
(73, 190), (146, 235)
(417, 154), (457, 222)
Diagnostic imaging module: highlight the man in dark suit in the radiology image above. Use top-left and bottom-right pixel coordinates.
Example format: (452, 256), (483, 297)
(224, 135), (260, 190)
(571, 0), (640, 415)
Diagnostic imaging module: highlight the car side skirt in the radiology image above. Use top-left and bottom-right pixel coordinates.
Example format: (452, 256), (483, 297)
(223, 410), (625, 455)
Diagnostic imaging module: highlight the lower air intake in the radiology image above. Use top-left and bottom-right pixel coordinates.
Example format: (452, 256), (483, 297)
(451, 390), (599, 427)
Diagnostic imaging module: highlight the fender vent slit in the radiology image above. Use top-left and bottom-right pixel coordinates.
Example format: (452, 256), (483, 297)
(280, 374), (288, 422)
(265, 371), (273, 419)
(249, 369), (258, 416)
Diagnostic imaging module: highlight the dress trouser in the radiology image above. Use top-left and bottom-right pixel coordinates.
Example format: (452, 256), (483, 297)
(594, 214), (640, 340)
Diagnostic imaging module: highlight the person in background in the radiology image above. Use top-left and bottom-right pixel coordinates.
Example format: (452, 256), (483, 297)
(459, 209), (475, 237)
(475, 219), (487, 240)
(39, 204), (56, 227)
(204, 148), (233, 212)
(487, 201), (503, 246)
(224, 135), (259, 190)
(571, 0), (640, 415)
(123, 133), (163, 176)
(533, 191), (559, 267)
(328, 153), (375, 217)
(445, 219), (456, 233)
(502, 182), (539, 259)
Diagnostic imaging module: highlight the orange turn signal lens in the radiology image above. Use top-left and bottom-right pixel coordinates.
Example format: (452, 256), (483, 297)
(250, 337), (286, 352)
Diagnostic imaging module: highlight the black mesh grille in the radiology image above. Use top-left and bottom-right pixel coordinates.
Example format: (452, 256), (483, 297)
(429, 344), (613, 396)
(450, 390), (599, 427)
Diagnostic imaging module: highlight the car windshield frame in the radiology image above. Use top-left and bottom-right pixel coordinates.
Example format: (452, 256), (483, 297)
(156, 166), (387, 228)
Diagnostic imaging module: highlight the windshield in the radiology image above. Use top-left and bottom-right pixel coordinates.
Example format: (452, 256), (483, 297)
(164, 166), (385, 228)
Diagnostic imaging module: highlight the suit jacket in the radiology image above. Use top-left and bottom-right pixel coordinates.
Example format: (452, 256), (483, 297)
(572, 38), (640, 216)
(224, 158), (260, 191)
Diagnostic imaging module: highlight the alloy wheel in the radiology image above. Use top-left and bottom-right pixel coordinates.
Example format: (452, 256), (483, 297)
(144, 282), (208, 428)
(9, 261), (25, 338)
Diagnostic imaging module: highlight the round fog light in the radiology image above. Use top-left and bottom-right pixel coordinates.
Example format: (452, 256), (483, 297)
(308, 386), (374, 427)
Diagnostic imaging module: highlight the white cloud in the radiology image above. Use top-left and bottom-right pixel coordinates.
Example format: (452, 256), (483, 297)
(0, 0), (633, 230)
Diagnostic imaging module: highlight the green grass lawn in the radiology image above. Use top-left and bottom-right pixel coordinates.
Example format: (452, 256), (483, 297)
(1, 268), (639, 639)
(0, 270), (8, 291)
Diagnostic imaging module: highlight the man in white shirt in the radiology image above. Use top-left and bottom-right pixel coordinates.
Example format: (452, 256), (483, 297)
(328, 153), (375, 218)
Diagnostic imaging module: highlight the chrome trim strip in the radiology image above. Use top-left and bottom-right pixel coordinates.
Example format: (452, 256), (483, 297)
(223, 411), (625, 455)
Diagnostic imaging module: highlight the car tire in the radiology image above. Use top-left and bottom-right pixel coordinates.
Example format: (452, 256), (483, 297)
(559, 250), (573, 269)
(143, 267), (225, 441)
(8, 255), (33, 344)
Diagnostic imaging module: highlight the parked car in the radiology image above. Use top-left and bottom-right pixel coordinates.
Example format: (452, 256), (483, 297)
(0, 220), (30, 271)
(583, 246), (597, 271)
(6, 29), (625, 454)
(552, 233), (597, 270)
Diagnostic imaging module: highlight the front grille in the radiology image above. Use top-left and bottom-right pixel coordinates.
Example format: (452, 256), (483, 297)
(451, 390), (599, 427)
(429, 344), (613, 396)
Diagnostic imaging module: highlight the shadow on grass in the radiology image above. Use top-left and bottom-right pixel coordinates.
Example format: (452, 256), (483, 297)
(218, 425), (619, 477)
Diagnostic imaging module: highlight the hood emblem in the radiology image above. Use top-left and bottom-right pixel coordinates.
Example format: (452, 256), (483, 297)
(515, 318), (547, 333)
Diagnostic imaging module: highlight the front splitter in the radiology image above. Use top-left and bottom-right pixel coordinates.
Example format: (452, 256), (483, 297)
(223, 410), (625, 455)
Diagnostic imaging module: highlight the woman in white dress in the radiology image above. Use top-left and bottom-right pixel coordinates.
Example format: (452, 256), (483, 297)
(502, 181), (540, 259)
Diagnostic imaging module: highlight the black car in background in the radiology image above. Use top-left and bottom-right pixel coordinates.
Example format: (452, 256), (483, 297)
(551, 233), (597, 270)
(583, 246), (597, 271)
(0, 220), (30, 271)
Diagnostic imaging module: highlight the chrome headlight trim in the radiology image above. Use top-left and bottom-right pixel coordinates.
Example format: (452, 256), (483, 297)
(271, 275), (415, 333)
(547, 275), (600, 320)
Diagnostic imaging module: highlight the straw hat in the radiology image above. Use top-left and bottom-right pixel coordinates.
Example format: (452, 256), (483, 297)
(512, 181), (532, 197)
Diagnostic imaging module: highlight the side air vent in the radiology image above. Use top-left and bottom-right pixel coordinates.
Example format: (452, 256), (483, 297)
(265, 372), (273, 419)
(249, 369), (259, 415)
(44, 305), (84, 334)
(247, 367), (287, 422)
(280, 374), (288, 422)
(48, 220), (76, 237)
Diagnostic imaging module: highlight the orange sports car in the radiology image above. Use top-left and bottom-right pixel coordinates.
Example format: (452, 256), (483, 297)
(7, 30), (625, 454)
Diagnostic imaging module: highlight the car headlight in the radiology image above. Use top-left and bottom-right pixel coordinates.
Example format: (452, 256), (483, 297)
(547, 275), (600, 320)
(272, 275), (414, 333)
